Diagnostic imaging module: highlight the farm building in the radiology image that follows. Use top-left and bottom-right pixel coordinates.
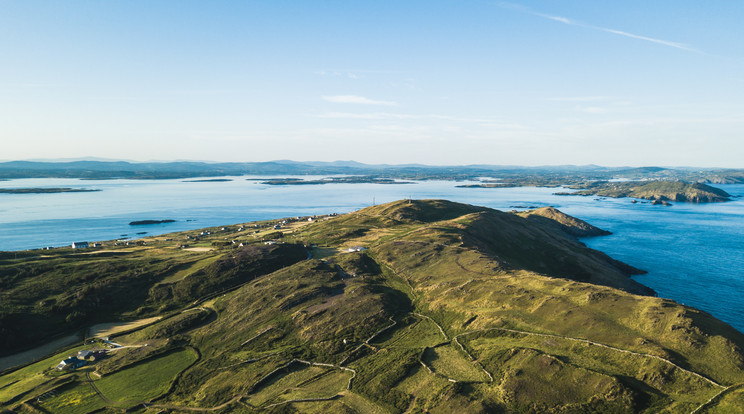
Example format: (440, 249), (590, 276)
(77, 349), (107, 361)
(71, 241), (89, 249)
(56, 357), (87, 371)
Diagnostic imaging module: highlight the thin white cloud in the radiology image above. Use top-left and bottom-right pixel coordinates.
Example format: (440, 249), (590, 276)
(318, 112), (413, 120)
(316, 112), (528, 130)
(545, 96), (613, 102)
(596, 27), (694, 51)
(498, 2), (699, 53)
(322, 95), (398, 106)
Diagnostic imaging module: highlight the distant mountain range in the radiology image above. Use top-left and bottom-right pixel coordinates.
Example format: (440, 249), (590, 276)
(0, 160), (743, 183)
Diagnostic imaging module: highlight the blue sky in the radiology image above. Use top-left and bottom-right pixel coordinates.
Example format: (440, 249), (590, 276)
(1, 1), (743, 166)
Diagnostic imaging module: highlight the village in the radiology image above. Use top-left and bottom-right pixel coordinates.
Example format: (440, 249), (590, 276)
(36, 212), (346, 253)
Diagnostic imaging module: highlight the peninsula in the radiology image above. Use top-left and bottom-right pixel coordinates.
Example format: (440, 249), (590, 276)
(1, 200), (743, 412)
(253, 176), (413, 185)
(0, 187), (100, 194)
(182, 178), (233, 182)
(128, 219), (176, 225)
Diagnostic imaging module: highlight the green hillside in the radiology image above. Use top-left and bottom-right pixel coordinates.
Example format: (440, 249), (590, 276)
(1, 200), (743, 413)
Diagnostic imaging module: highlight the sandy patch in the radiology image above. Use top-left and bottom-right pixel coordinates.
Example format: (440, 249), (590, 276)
(182, 247), (213, 252)
(88, 317), (162, 338)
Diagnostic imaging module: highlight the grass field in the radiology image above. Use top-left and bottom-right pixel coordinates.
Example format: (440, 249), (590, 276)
(38, 382), (105, 414)
(337, 390), (392, 413)
(423, 344), (490, 382)
(94, 348), (197, 405)
(155, 254), (223, 285)
(465, 331), (719, 395)
(244, 364), (351, 408)
(373, 315), (445, 349)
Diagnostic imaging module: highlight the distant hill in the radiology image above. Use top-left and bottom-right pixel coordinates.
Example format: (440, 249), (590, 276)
(1, 160), (743, 184)
(2, 200), (744, 412)
(558, 180), (732, 202)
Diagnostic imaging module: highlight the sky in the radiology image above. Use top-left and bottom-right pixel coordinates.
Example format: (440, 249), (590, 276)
(1, 1), (743, 167)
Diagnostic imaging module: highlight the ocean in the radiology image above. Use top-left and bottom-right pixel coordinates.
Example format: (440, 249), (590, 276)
(1, 177), (743, 332)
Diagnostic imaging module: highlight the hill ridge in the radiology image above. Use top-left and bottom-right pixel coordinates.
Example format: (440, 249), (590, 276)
(2, 199), (744, 412)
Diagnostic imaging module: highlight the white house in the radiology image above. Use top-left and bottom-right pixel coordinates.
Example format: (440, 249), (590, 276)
(71, 242), (89, 249)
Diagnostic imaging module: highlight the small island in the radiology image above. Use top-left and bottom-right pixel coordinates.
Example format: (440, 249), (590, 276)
(251, 176), (414, 185)
(182, 178), (233, 182)
(129, 219), (176, 225)
(554, 180), (731, 203)
(0, 187), (101, 194)
(457, 183), (517, 188)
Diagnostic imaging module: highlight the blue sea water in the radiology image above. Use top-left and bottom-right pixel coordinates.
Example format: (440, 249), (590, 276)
(1, 177), (743, 332)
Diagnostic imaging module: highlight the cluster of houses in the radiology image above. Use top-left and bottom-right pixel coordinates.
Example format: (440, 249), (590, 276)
(55, 349), (108, 371)
(71, 241), (103, 249)
(41, 212), (341, 252)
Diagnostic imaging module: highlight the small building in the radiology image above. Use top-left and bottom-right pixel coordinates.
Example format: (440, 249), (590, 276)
(273, 225), (281, 230)
(71, 242), (89, 249)
(264, 241), (277, 245)
(347, 246), (367, 252)
(56, 357), (87, 371)
(77, 349), (107, 361)
(92, 243), (103, 248)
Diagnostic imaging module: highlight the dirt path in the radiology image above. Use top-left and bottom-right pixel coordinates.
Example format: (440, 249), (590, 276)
(690, 383), (744, 414)
(0, 334), (81, 372)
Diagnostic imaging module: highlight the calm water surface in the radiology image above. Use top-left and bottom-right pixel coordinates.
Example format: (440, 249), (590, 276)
(1, 177), (742, 332)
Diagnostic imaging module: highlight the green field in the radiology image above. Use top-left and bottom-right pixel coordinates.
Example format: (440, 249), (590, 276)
(244, 363), (351, 408)
(94, 348), (197, 405)
(38, 382), (105, 414)
(423, 344), (491, 382)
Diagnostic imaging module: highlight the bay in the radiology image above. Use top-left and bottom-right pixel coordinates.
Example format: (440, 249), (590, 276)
(1, 177), (742, 332)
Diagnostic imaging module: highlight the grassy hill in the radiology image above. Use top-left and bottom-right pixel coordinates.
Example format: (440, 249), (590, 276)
(1, 200), (743, 413)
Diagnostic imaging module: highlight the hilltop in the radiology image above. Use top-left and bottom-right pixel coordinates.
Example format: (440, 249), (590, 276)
(1, 200), (743, 413)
